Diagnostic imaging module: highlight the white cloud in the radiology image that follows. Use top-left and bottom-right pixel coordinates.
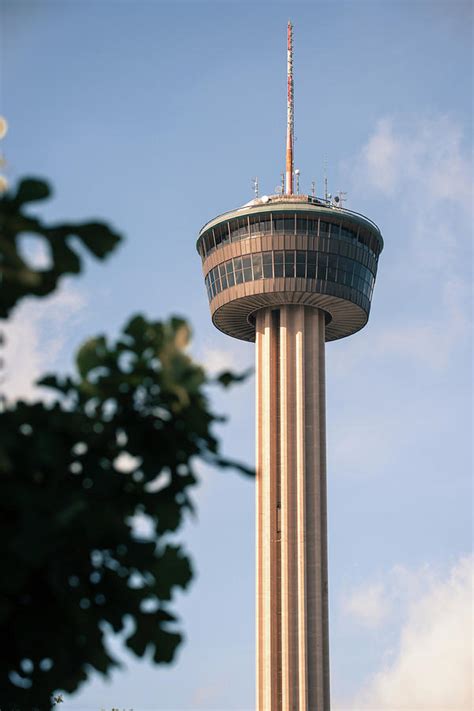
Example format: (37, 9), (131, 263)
(338, 556), (473, 710)
(361, 116), (472, 208)
(1, 282), (86, 402)
(362, 118), (400, 195)
(199, 345), (241, 376)
(343, 581), (389, 628)
(338, 116), (472, 375)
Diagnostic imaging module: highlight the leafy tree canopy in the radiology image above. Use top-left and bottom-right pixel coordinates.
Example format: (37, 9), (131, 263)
(0, 178), (252, 710)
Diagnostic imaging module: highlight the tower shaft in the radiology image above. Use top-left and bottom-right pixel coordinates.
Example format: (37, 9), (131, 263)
(256, 305), (330, 710)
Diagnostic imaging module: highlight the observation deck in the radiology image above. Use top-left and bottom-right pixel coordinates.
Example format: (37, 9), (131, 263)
(196, 194), (384, 342)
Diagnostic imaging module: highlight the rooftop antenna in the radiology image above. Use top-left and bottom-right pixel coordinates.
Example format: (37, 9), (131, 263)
(324, 159), (328, 202)
(252, 177), (259, 199)
(295, 168), (300, 194)
(285, 20), (294, 195)
(281, 172), (285, 194)
(311, 180), (316, 197)
(334, 190), (347, 208)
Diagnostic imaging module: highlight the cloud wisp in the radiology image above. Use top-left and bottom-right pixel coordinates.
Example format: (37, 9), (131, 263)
(1, 282), (87, 402)
(337, 115), (472, 376)
(338, 556), (473, 710)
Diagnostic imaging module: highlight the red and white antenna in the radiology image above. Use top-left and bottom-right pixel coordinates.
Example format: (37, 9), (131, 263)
(285, 20), (294, 195)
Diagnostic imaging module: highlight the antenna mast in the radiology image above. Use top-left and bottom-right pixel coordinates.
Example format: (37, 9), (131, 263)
(285, 21), (294, 195)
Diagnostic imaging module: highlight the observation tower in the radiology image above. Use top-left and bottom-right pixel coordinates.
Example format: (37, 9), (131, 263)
(196, 22), (383, 711)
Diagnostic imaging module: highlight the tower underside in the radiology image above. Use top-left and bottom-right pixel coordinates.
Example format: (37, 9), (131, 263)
(256, 305), (330, 711)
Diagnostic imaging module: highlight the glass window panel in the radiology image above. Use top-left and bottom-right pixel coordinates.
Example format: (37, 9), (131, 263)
(263, 252), (273, 278)
(296, 216), (307, 234)
(320, 221), (329, 234)
(284, 216), (295, 233)
(260, 214), (271, 233)
(242, 255), (252, 282)
(330, 223), (341, 239)
(296, 251), (306, 277)
(284, 251), (295, 277)
(233, 257), (243, 284)
(274, 215), (285, 231)
(252, 253), (263, 279)
(219, 264), (228, 290)
(227, 271), (235, 287)
(229, 220), (239, 242)
(249, 215), (259, 234)
(274, 251), (284, 277)
(327, 254), (337, 281)
(239, 217), (249, 239)
(308, 218), (318, 234)
(339, 256), (350, 273)
(307, 251), (317, 279)
(223, 223), (230, 244)
(317, 254), (328, 280)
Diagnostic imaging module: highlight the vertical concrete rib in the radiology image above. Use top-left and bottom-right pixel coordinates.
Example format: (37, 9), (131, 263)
(280, 307), (298, 711)
(256, 305), (330, 711)
(256, 310), (273, 710)
(255, 319), (263, 711)
(305, 307), (330, 711)
(295, 306), (308, 709)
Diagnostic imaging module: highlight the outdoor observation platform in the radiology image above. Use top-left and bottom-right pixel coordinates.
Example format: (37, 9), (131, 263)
(196, 193), (384, 343)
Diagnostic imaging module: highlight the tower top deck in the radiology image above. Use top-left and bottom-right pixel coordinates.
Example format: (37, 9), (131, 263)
(197, 193), (383, 252)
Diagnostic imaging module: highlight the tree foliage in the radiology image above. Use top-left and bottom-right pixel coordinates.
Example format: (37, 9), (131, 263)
(0, 179), (252, 710)
(0, 177), (121, 319)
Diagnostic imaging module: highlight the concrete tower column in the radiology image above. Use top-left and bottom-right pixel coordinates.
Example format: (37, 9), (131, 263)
(256, 305), (330, 711)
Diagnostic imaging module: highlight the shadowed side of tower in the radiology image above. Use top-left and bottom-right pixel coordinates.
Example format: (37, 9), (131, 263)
(256, 306), (330, 709)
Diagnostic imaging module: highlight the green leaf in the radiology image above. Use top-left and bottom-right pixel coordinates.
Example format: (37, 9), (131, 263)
(215, 367), (253, 388)
(72, 222), (122, 259)
(76, 336), (108, 378)
(14, 177), (51, 206)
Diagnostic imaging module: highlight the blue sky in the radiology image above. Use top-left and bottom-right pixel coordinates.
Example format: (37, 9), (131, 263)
(1, 1), (472, 709)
